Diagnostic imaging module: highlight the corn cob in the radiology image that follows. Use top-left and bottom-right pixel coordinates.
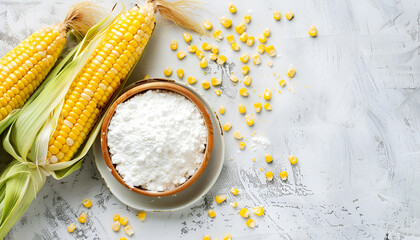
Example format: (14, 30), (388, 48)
(0, 2), (103, 121)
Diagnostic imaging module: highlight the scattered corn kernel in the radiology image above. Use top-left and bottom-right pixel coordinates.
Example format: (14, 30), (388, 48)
(196, 50), (204, 59)
(223, 122), (232, 131)
(258, 34), (267, 43)
(220, 16), (232, 28)
(202, 80), (211, 89)
(226, 34), (235, 44)
(265, 171), (274, 181)
(230, 202), (238, 208)
(214, 89), (221, 96)
(177, 50), (186, 59)
(82, 199), (92, 208)
(183, 32), (192, 42)
(113, 214), (120, 221)
(287, 67), (296, 77)
(230, 74), (238, 83)
(243, 75), (251, 86)
(208, 209), (216, 218)
(265, 153), (273, 163)
(252, 54), (261, 65)
(240, 53), (249, 63)
(257, 44), (265, 54)
(280, 171), (288, 181)
(211, 77), (222, 86)
(252, 157), (256, 162)
(254, 102), (262, 113)
(245, 115), (254, 126)
(228, 3), (236, 13)
(308, 25), (317, 37)
(138, 211), (146, 222)
(219, 105), (225, 114)
(264, 103), (272, 110)
(203, 19), (213, 30)
(211, 45), (219, 54)
(188, 45), (197, 53)
(231, 43), (240, 51)
(273, 10), (281, 20)
(235, 22), (246, 35)
(112, 221), (121, 231)
(239, 88), (249, 97)
(67, 224), (76, 233)
(163, 67), (172, 76)
(246, 36), (255, 46)
(288, 155), (298, 165)
(217, 55), (227, 65)
(213, 30), (223, 41)
(263, 89), (271, 100)
(203, 235), (211, 240)
(233, 131), (243, 139)
(246, 219), (256, 228)
(224, 233), (233, 240)
(239, 32), (248, 42)
(265, 45), (276, 57)
(215, 195), (227, 204)
(209, 53), (218, 60)
(252, 207), (264, 216)
(230, 188), (239, 195)
(239, 208), (250, 218)
(202, 42), (212, 51)
(177, 69), (184, 79)
(279, 79), (286, 86)
(120, 238), (128, 240)
(242, 65), (249, 75)
(119, 216), (128, 226)
(244, 14), (251, 24)
(188, 76), (197, 84)
(267, 61), (273, 67)
(78, 212), (87, 223)
(238, 104), (246, 114)
(124, 225), (134, 236)
(170, 39), (178, 50)
(286, 11), (294, 20)
(143, 74), (150, 79)
(263, 28), (271, 37)
(200, 57), (207, 68)
(239, 141), (246, 150)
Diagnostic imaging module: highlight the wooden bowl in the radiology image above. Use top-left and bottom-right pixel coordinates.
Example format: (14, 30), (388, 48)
(100, 81), (214, 197)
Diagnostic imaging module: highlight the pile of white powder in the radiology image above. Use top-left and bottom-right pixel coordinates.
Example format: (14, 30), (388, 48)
(107, 90), (208, 192)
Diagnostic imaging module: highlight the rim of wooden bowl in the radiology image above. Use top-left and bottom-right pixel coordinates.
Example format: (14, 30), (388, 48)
(100, 81), (214, 197)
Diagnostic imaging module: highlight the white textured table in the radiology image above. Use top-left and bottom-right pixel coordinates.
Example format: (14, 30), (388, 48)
(2, 0), (420, 239)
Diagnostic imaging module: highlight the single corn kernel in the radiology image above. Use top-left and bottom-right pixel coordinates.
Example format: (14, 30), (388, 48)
(202, 42), (212, 51)
(224, 233), (233, 240)
(183, 32), (192, 42)
(230, 202), (238, 208)
(177, 69), (184, 79)
(226, 34), (235, 44)
(215, 195), (227, 204)
(164, 67), (172, 77)
(217, 55), (227, 65)
(170, 39), (178, 50)
(214, 89), (221, 96)
(203, 235), (211, 240)
(203, 19), (213, 30)
(252, 54), (261, 65)
(263, 89), (272, 100)
(78, 212), (87, 223)
(239, 32), (248, 42)
(213, 30), (223, 41)
(242, 65), (250, 75)
(228, 3), (237, 13)
(288, 155), (298, 165)
(219, 105), (225, 114)
(287, 67), (296, 77)
(257, 44), (265, 54)
(265, 45), (276, 57)
(265, 153), (273, 163)
(188, 76), (197, 84)
(243, 75), (251, 86)
(245, 115), (254, 126)
(252, 157), (257, 162)
(239, 141), (246, 150)
(280, 171), (288, 181)
(177, 51), (186, 59)
(239, 88), (249, 97)
(263, 28), (271, 37)
(308, 25), (317, 37)
(82, 199), (92, 208)
(239, 208), (250, 218)
(258, 34), (267, 43)
(254, 102), (262, 113)
(223, 122), (232, 131)
(279, 79), (286, 86)
(200, 57), (207, 68)
(220, 16), (232, 28)
(246, 36), (255, 46)
(273, 10), (281, 20)
(230, 74), (238, 83)
(233, 131), (243, 139)
(231, 43), (240, 51)
(138, 211), (146, 222)
(252, 207), (264, 216)
(202, 80), (211, 89)
(67, 224), (76, 233)
(244, 14), (251, 24)
(196, 50), (204, 59)
(264, 103), (272, 110)
(113, 214), (120, 221)
(267, 61), (273, 67)
(188, 45), (197, 53)
(238, 104), (246, 114)
(120, 238), (128, 240)
(112, 221), (121, 231)
(286, 11), (294, 20)
(211, 45), (219, 54)
(208, 209), (216, 218)
(240, 53), (249, 63)
(143, 75), (150, 79)
(230, 188), (239, 195)
(119, 216), (128, 226)
(209, 53), (218, 60)
(124, 225), (134, 236)
(235, 22), (246, 35)
(246, 219), (257, 228)
(265, 171), (274, 181)
(211, 77), (222, 86)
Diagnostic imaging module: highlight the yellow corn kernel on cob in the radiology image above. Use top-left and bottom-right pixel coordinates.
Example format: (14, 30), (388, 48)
(220, 16), (232, 28)
(265, 153), (273, 163)
(239, 141), (246, 149)
(233, 131), (243, 139)
(138, 211), (146, 222)
(112, 221), (121, 231)
(252, 207), (264, 216)
(188, 45), (197, 53)
(235, 22), (246, 34)
(177, 51), (186, 59)
(78, 211), (87, 223)
(254, 102), (262, 113)
(124, 225), (134, 236)
(113, 214), (120, 221)
(230, 74), (238, 83)
(245, 115), (254, 126)
(264, 102), (272, 110)
(217, 55), (227, 65)
(244, 15), (251, 24)
(279, 171), (288, 180)
(246, 219), (256, 228)
(230, 188), (239, 195)
(239, 32), (248, 42)
(242, 65), (249, 75)
(238, 104), (246, 114)
(82, 198), (92, 208)
(287, 67), (296, 77)
(309, 25), (317, 37)
(202, 80), (210, 89)
(239, 88), (249, 97)
(286, 11), (294, 20)
(219, 105), (225, 114)
(265, 171), (273, 181)
(289, 155), (298, 164)
(203, 19), (213, 30)
(239, 208), (250, 218)
(215, 195), (227, 204)
(246, 36), (255, 46)
(228, 3), (236, 13)
(224, 233), (233, 240)
(176, 69), (184, 79)
(119, 216), (128, 226)
(67, 223), (76, 233)
(208, 209), (216, 218)
(170, 39), (178, 50)
(183, 32), (192, 42)
(273, 10), (281, 20)
(164, 67), (173, 76)
(222, 122), (232, 131)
